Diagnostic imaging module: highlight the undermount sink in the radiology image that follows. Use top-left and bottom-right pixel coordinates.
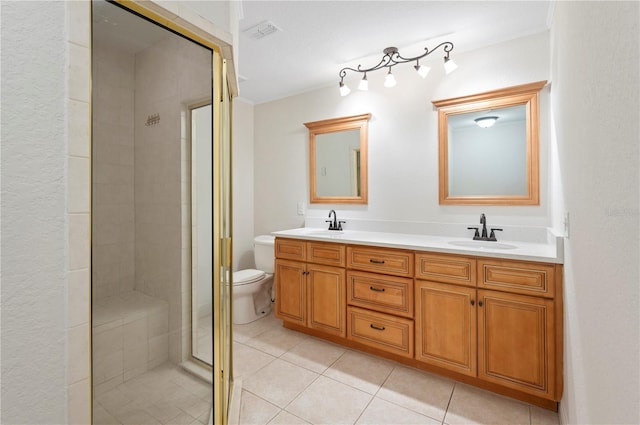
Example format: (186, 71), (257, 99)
(448, 240), (517, 250)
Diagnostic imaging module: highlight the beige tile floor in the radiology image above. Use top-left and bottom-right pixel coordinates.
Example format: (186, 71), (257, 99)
(93, 363), (212, 425)
(234, 311), (560, 425)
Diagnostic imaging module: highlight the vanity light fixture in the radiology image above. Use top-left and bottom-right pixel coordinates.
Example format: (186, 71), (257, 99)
(474, 116), (499, 128)
(383, 68), (397, 88)
(358, 73), (369, 91)
(339, 81), (351, 96)
(338, 42), (456, 95)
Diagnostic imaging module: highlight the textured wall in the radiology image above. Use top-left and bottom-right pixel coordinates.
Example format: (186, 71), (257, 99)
(0, 1), (68, 422)
(550, 2), (640, 423)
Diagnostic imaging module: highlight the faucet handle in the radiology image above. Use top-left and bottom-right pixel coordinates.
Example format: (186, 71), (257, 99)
(337, 220), (346, 231)
(325, 219), (335, 230)
(489, 228), (503, 241)
(467, 227), (480, 239)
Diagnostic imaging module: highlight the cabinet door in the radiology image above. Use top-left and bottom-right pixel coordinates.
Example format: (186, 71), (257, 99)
(307, 264), (346, 337)
(274, 259), (306, 325)
(478, 289), (555, 398)
(415, 280), (476, 376)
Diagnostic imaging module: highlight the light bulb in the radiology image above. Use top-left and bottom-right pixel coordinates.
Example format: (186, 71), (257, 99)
(444, 56), (458, 74)
(339, 82), (350, 96)
(415, 64), (431, 79)
(358, 74), (368, 91)
(384, 69), (396, 88)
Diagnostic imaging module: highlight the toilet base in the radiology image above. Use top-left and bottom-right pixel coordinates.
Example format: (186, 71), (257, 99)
(232, 275), (274, 325)
(233, 299), (272, 325)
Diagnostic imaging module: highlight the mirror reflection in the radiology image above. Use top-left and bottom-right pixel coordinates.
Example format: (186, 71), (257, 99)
(305, 113), (371, 204)
(448, 105), (527, 197)
(433, 81), (546, 205)
(315, 129), (361, 197)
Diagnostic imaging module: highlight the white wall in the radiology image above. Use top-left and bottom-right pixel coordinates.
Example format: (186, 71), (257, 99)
(550, 2), (639, 424)
(232, 99), (256, 270)
(1, 1), (69, 422)
(252, 32), (551, 238)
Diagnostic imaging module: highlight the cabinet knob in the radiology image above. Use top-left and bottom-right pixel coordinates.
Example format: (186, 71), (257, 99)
(470, 299), (475, 306)
(478, 300), (483, 307)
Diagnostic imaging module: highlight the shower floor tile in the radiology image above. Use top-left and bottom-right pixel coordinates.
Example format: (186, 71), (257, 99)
(94, 363), (211, 425)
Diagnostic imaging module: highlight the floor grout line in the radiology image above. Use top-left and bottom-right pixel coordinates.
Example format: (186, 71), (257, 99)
(234, 313), (561, 425)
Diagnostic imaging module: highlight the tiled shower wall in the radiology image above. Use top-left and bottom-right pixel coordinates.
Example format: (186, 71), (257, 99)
(133, 36), (212, 363)
(92, 41), (136, 300)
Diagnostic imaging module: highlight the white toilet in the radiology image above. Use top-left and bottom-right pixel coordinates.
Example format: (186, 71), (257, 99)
(232, 235), (275, 324)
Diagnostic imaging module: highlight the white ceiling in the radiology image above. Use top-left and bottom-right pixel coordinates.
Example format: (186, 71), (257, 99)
(237, 1), (552, 104)
(93, 1), (552, 105)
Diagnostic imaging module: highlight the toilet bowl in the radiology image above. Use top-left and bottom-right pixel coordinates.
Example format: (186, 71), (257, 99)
(232, 235), (275, 324)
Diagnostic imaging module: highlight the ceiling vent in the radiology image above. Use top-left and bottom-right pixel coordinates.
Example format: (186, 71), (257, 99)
(243, 20), (281, 40)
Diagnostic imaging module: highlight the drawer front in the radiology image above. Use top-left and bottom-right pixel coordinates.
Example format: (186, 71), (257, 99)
(307, 242), (346, 267)
(275, 238), (306, 261)
(347, 246), (414, 277)
(347, 271), (413, 318)
(478, 260), (555, 298)
(415, 253), (476, 287)
(347, 307), (414, 358)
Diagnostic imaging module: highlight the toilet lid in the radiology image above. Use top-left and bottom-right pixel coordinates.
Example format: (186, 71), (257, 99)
(233, 269), (266, 285)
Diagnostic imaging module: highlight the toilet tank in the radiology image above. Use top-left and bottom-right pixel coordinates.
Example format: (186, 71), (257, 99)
(254, 235), (275, 273)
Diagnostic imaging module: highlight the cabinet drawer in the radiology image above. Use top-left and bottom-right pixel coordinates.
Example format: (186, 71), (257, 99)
(307, 242), (345, 267)
(478, 259), (555, 298)
(275, 238), (306, 261)
(347, 271), (413, 318)
(347, 307), (414, 358)
(347, 246), (413, 277)
(416, 253), (476, 287)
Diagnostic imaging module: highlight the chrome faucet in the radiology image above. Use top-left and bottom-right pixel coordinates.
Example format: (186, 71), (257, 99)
(468, 213), (502, 241)
(326, 209), (345, 231)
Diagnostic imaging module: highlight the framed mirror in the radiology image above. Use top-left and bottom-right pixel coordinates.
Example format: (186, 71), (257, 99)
(304, 113), (371, 204)
(432, 81), (546, 205)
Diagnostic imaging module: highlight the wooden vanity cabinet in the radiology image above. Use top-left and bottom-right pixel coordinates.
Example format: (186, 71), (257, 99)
(346, 246), (415, 358)
(274, 239), (346, 337)
(274, 258), (307, 325)
(477, 258), (559, 400)
(415, 253), (478, 376)
(478, 289), (555, 398)
(415, 252), (562, 403)
(275, 237), (563, 409)
(415, 279), (477, 376)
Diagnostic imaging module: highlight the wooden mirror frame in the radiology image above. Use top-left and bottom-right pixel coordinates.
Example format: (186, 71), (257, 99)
(432, 81), (546, 205)
(304, 113), (371, 204)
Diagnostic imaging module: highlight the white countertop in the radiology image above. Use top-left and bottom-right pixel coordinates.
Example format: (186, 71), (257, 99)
(271, 227), (563, 264)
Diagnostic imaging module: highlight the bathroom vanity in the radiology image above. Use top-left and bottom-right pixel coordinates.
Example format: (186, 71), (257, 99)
(272, 228), (563, 411)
